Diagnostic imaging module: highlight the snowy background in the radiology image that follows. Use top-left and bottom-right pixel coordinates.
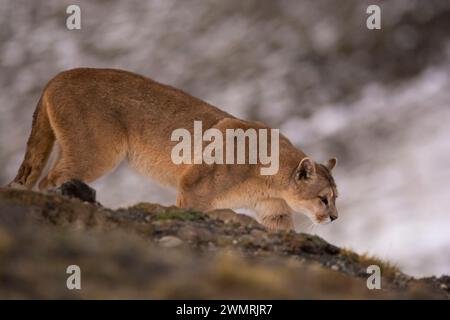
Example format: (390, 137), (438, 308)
(1, 0), (449, 277)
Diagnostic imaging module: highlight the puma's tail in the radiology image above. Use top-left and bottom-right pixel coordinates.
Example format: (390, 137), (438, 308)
(8, 97), (55, 189)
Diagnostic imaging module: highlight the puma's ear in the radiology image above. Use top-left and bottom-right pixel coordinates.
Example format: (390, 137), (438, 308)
(296, 157), (316, 180)
(324, 157), (337, 171)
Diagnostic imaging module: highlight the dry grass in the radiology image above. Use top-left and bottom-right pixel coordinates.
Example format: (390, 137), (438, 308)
(340, 247), (401, 279)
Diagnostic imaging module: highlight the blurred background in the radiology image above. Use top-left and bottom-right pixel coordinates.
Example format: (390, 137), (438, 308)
(1, 0), (449, 277)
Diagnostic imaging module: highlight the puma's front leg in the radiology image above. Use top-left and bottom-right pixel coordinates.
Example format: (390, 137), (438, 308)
(255, 198), (295, 231)
(175, 164), (215, 212)
(176, 188), (211, 211)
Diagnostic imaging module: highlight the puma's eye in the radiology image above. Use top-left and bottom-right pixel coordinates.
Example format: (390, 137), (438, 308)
(319, 196), (328, 206)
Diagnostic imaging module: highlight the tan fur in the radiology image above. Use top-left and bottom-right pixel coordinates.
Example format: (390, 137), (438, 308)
(9, 68), (338, 230)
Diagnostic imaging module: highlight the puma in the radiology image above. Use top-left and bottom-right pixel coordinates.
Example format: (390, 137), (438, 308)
(9, 68), (338, 231)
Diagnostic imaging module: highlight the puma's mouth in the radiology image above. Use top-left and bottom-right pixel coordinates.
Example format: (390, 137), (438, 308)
(290, 205), (334, 226)
(309, 212), (332, 225)
(315, 216), (332, 225)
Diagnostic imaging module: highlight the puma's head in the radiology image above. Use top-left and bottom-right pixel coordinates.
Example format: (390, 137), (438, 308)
(283, 157), (338, 225)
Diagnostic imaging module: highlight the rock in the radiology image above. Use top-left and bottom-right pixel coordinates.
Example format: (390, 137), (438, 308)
(177, 227), (204, 242)
(0, 187), (448, 299)
(0, 226), (13, 254)
(207, 209), (260, 227)
(158, 236), (183, 248)
(50, 179), (98, 204)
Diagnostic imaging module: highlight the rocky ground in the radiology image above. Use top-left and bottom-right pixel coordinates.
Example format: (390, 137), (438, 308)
(0, 182), (448, 299)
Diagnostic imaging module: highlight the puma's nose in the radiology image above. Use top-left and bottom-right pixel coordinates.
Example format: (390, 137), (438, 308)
(330, 215), (338, 221)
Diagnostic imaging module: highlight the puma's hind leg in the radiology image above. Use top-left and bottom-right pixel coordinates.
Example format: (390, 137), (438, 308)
(36, 94), (129, 190)
(38, 136), (127, 190)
